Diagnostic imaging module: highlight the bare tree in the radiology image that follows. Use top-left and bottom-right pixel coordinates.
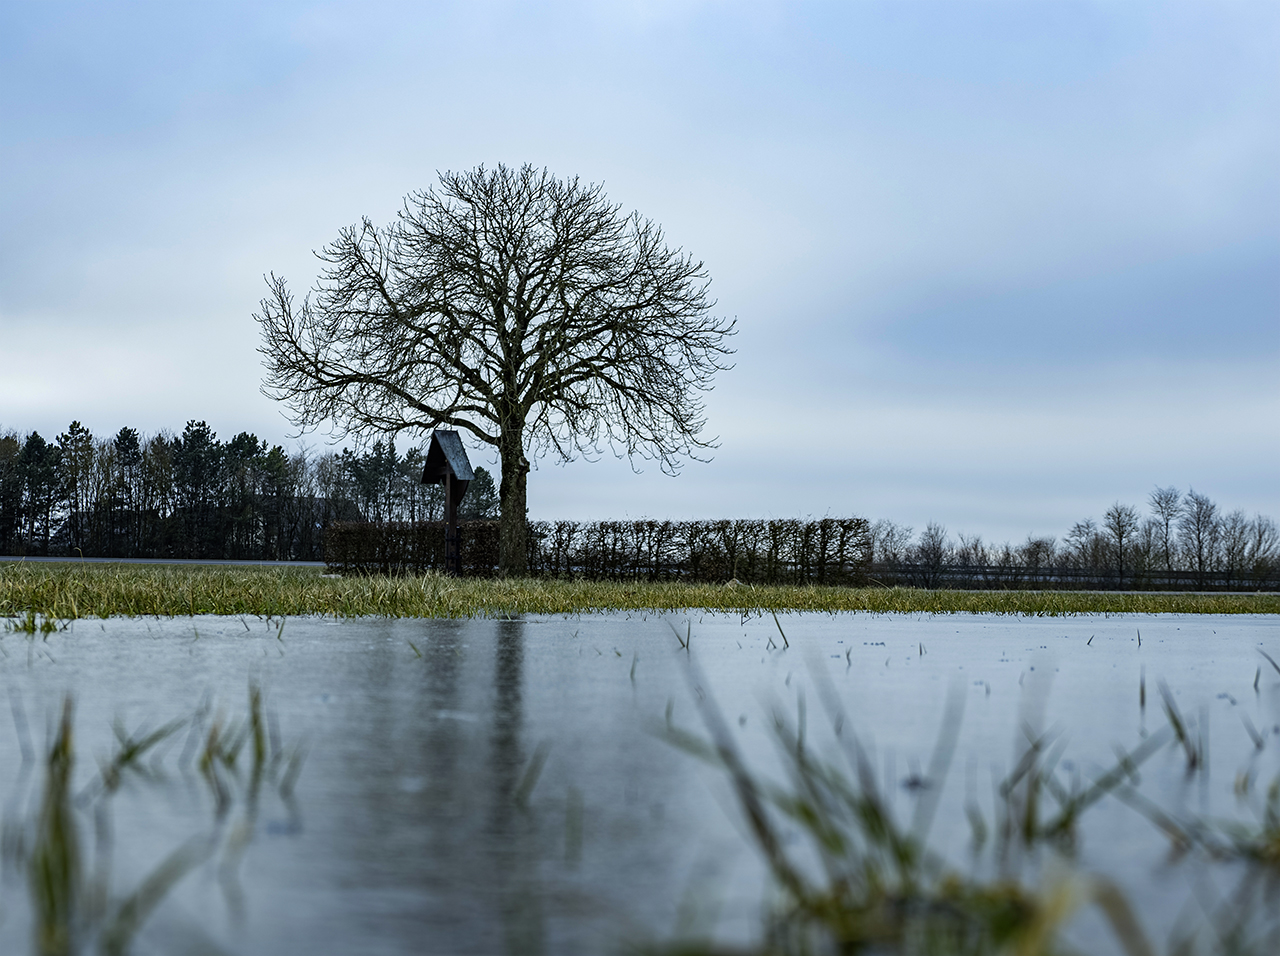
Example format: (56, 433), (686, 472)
(1179, 489), (1220, 583)
(1066, 518), (1105, 570)
(1131, 518), (1159, 579)
(912, 522), (951, 587)
(870, 519), (914, 566)
(1219, 508), (1252, 585)
(1247, 515), (1279, 577)
(1017, 535), (1057, 571)
(256, 164), (735, 574)
(1148, 486), (1181, 573)
(955, 532), (988, 567)
(1103, 502), (1141, 584)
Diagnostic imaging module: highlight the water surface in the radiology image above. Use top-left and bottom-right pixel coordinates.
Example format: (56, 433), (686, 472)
(1, 611), (1277, 954)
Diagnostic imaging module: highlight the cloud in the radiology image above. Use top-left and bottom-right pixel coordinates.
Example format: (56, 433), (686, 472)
(1, 0), (1276, 538)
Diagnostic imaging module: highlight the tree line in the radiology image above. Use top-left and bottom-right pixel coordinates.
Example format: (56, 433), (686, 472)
(868, 488), (1279, 590)
(0, 421), (497, 560)
(2, 421), (1275, 589)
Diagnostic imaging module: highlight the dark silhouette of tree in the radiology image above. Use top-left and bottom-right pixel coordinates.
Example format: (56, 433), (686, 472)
(912, 522), (951, 587)
(57, 421), (95, 554)
(113, 428), (141, 466)
(139, 433), (176, 556)
(256, 163), (735, 575)
(954, 533), (989, 567)
(259, 444), (292, 560)
(460, 466), (499, 520)
(1218, 509), (1254, 586)
(342, 440), (402, 523)
(1179, 489), (1220, 584)
(1067, 518), (1106, 571)
(1017, 535), (1057, 571)
(1248, 516), (1280, 578)
(1103, 502), (1141, 584)
(1148, 486), (1181, 573)
(109, 427), (144, 555)
(224, 432), (267, 558)
(19, 432), (61, 553)
(0, 431), (22, 553)
(870, 520), (913, 567)
(397, 447), (443, 522)
(172, 421), (223, 557)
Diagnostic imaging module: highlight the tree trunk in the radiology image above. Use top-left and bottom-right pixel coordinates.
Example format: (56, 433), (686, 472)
(498, 429), (530, 577)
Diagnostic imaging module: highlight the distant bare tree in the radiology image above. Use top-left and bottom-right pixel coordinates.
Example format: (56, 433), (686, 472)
(912, 522), (951, 586)
(1179, 489), (1220, 582)
(990, 540), (1018, 568)
(1219, 509), (1254, 585)
(870, 520), (913, 566)
(1248, 515), (1279, 576)
(955, 533), (988, 567)
(1148, 486), (1181, 573)
(1067, 518), (1106, 570)
(1131, 518), (1160, 579)
(1103, 502), (1141, 583)
(256, 164), (735, 575)
(1017, 535), (1057, 570)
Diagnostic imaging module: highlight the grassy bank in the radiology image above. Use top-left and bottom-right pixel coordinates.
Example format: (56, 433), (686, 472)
(2, 562), (1278, 620)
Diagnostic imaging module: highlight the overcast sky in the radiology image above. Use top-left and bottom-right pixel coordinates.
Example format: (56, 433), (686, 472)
(2, 0), (1277, 543)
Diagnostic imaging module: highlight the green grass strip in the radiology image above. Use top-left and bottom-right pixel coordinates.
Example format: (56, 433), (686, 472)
(2, 562), (1278, 620)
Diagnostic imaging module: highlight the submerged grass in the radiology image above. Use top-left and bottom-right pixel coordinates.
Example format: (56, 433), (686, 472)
(657, 657), (1280, 955)
(1, 562), (1278, 620)
(2, 683), (302, 955)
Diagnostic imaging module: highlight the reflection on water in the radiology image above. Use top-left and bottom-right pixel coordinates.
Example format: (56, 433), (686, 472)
(0, 612), (1277, 954)
(488, 620), (545, 955)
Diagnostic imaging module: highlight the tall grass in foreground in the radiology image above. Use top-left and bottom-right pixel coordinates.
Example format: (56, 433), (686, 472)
(2, 563), (1278, 620)
(1, 684), (305, 955)
(658, 660), (1280, 955)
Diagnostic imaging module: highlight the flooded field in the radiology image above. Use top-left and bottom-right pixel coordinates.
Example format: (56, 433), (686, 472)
(1, 611), (1278, 954)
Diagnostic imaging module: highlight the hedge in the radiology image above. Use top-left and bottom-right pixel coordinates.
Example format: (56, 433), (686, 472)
(325, 517), (872, 584)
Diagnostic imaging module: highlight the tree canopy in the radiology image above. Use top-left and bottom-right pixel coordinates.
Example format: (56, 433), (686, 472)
(255, 163), (736, 573)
